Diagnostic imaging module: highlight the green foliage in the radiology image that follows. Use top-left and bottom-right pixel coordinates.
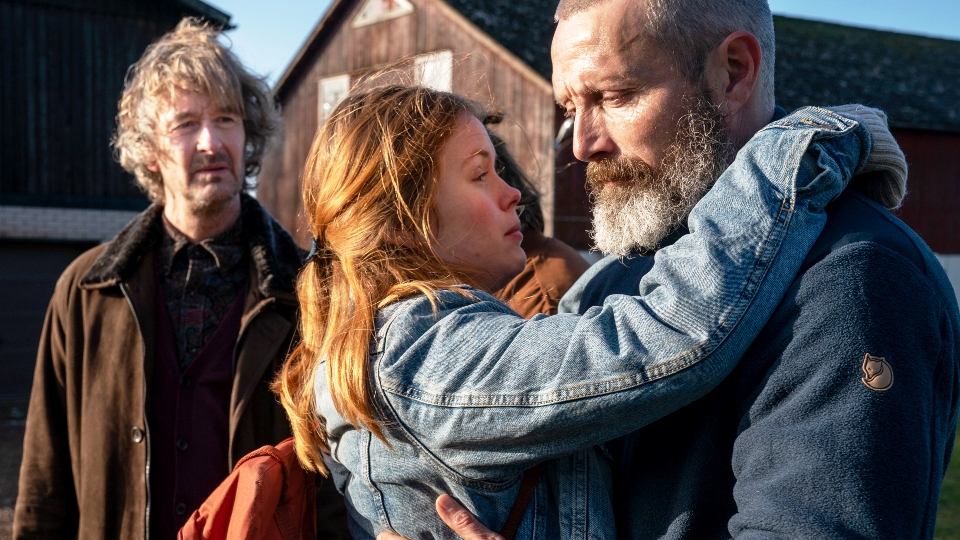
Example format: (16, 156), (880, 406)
(936, 427), (960, 539)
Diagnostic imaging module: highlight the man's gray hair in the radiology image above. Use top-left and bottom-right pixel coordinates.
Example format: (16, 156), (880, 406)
(555, 0), (776, 106)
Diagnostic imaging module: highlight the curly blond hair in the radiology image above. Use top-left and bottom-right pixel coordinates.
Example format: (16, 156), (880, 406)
(112, 17), (279, 202)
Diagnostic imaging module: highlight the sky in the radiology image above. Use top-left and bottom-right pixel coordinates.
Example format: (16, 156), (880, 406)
(207, 0), (960, 87)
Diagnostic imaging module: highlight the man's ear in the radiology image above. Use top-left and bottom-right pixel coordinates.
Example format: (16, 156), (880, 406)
(704, 31), (762, 117)
(146, 151), (161, 173)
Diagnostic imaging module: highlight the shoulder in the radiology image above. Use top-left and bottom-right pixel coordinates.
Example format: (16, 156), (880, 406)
(378, 288), (508, 340)
(559, 253), (655, 314)
(798, 191), (952, 306)
(65, 243), (110, 281)
(741, 190), (958, 400)
(241, 195), (305, 301)
(374, 287), (520, 370)
(54, 244), (110, 299)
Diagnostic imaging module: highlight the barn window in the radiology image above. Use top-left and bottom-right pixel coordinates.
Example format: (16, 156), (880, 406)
(415, 51), (453, 92)
(319, 74), (350, 124)
(353, 0), (414, 28)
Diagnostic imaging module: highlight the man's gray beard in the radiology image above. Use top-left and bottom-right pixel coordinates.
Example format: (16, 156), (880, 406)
(587, 92), (735, 257)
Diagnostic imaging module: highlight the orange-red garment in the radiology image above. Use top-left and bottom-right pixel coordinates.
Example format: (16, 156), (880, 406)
(179, 438), (319, 540)
(496, 229), (591, 318)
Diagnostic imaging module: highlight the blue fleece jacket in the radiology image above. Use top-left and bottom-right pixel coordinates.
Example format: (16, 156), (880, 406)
(559, 190), (960, 539)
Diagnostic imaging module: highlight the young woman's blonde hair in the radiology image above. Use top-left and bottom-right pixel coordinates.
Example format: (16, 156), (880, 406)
(112, 17), (278, 202)
(274, 85), (484, 473)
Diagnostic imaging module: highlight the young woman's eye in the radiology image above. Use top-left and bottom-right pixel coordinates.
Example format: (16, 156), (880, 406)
(475, 172), (488, 182)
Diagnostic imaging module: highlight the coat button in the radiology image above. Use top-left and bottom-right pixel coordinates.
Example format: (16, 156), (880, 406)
(176, 438), (188, 451)
(131, 427), (144, 443)
(175, 502), (187, 515)
(180, 377), (192, 389)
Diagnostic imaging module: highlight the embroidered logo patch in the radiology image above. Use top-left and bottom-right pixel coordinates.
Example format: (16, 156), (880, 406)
(861, 353), (894, 392)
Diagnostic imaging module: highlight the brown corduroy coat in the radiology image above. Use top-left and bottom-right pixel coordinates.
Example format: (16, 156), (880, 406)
(496, 229), (592, 318)
(13, 195), (348, 540)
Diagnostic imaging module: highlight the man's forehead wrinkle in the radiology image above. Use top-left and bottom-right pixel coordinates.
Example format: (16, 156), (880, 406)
(552, 53), (648, 103)
(617, 19), (654, 58)
(161, 90), (239, 121)
(552, 8), (652, 88)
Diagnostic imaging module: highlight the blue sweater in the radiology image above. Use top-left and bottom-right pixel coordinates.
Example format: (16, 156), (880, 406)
(560, 190), (960, 539)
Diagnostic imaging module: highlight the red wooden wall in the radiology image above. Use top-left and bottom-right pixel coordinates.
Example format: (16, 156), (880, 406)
(891, 128), (960, 255)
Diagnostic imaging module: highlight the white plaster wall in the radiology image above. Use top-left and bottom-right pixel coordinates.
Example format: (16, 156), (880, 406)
(935, 253), (960, 304)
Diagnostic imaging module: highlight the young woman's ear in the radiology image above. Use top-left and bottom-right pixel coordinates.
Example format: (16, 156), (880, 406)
(384, 228), (416, 248)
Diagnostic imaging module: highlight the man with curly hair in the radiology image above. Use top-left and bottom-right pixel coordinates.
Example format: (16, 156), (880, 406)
(14, 18), (347, 539)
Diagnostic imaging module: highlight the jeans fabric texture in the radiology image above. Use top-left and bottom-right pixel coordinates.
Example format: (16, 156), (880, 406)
(316, 107), (872, 540)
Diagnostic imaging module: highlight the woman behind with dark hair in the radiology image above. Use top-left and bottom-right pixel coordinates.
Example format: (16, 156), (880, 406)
(486, 128), (591, 318)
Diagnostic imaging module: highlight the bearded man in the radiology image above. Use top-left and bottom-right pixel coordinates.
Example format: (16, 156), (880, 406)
(14, 18), (347, 540)
(555, 0), (958, 536)
(383, 0), (960, 538)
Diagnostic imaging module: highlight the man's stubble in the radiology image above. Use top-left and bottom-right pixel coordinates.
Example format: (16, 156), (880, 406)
(185, 149), (244, 218)
(587, 88), (735, 256)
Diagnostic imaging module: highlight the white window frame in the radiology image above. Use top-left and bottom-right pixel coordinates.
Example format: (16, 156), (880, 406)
(352, 0), (415, 28)
(415, 50), (453, 92)
(318, 74), (351, 125)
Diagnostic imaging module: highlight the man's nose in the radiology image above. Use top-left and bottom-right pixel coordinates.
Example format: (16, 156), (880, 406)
(196, 120), (223, 153)
(573, 113), (615, 162)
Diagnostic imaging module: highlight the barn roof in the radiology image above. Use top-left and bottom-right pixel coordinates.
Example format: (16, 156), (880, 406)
(773, 17), (960, 132)
(442, 0), (556, 83)
(276, 1), (960, 133)
(176, 0), (231, 26)
(273, 0), (558, 100)
(10, 0), (231, 25)
(443, 6), (960, 132)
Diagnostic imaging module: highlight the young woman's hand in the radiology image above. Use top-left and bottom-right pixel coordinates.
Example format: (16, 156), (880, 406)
(375, 495), (504, 540)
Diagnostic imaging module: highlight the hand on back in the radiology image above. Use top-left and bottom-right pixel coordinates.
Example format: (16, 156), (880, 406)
(376, 495), (503, 540)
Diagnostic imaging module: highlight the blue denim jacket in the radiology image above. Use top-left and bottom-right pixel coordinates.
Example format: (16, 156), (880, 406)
(316, 108), (872, 540)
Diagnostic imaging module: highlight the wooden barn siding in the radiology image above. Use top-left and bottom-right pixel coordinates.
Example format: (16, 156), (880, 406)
(0, 1), (188, 210)
(259, 0), (555, 245)
(892, 128), (960, 254)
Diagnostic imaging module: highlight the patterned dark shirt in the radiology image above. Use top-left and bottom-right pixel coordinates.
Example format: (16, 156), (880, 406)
(157, 217), (249, 371)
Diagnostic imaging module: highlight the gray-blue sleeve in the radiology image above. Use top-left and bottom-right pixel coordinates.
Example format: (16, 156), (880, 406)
(728, 243), (959, 539)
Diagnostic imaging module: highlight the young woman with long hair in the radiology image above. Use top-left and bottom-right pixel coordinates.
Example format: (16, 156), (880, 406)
(274, 85), (885, 539)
